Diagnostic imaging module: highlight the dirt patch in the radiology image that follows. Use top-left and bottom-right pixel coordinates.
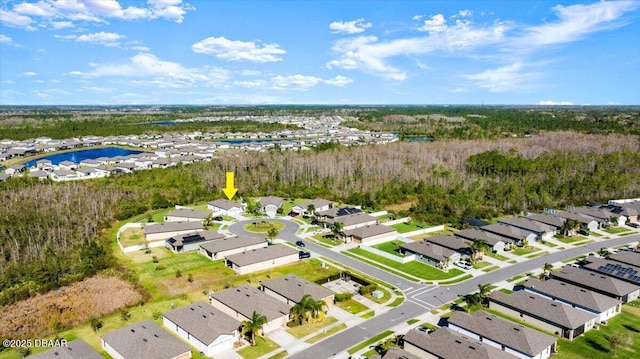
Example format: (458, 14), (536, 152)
(119, 227), (145, 247)
(0, 275), (142, 339)
(384, 200), (418, 212)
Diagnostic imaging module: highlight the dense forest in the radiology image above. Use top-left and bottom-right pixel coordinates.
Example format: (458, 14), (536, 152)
(2, 127), (639, 306)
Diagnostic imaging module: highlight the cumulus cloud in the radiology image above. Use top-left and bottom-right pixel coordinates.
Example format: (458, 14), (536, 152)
(329, 18), (372, 34)
(538, 100), (574, 105)
(324, 75), (353, 87)
(1, 0), (193, 30)
(74, 52), (232, 88)
(0, 34), (12, 43)
(271, 75), (323, 90)
(21, 71), (37, 76)
(192, 37), (286, 63)
(82, 86), (115, 93)
(462, 62), (543, 92)
(56, 31), (124, 46)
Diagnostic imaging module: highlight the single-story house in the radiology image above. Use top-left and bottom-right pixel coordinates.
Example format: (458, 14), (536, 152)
(403, 327), (518, 359)
(292, 198), (333, 215)
(369, 347), (422, 359)
(225, 244), (299, 275)
(425, 234), (472, 257)
(144, 221), (204, 242)
(553, 211), (599, 231)
(454, 228), (504, 253)
(342, 224), (397, 244)
(315, 206), (362, 220)
(258, 196), (283, 218)
(199, 236), (268, 260)
(29, 170), (50, 180)
(163, 301), (240, 357)
(448, 310), (557, 359)
(400, 241), (461, 270)
(524, 278), (621, 323)
(608, 200), (640, 222)
(582, 257), (640, 285)
(526, 213), (566, 234)
(165, 230), (225, 253)
(0, 173), (10, 182)
(209, 285), (291, 334)
(207, 199), (245, 217)
(498, 217), (556, 241)
(6, 164), (26, 176)
(571, 206), (622, 226)
(326, 212), (378, 230)
(101, 320), (192, 359)
(608, 251), (640, 267)
(29, 338), (103, 359)
(480, 224), (537, 247)
(58, 160), (78, 171)
(489, 291), (597, 340)
(164, 208), (212, 223)
(550, 266), (640, 304)
(261, 274), (335, 307)
(51, 169), (77, 181)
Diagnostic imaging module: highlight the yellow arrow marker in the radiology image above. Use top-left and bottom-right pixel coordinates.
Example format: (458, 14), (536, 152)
(222, 171), (238, 200)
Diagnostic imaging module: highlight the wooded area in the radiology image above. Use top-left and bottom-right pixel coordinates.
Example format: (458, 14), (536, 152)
(2, 128), (639, 306)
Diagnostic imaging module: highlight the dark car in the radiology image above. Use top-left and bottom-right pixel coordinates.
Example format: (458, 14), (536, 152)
(299, 251), (311, 259)
(214, 216), (223, 221)
(295, 240), (305, 247)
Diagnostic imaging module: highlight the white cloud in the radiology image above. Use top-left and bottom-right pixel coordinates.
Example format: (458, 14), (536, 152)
(36, 88), (71, 98)
(462, 62), (543, 92)
(324, 75), (353, 87)
(271, 75), (323, 90)
(538, 100), (574, 105)
(192, 37), (286, 63)
(413, 15), (423, 21)
(0, 34), (12, 43)
(239, 69), (262, 76)
(130, 45), (150, 52)
(329, 18), (372, 34)
(2, 0), (193, 31)
(77, 52), (232, 88)
(57, 31), (125, 46)
(418, 14), (446, 32)
(82, 86), (115, 93)
(21, 71), (37, 76)
(516, 1), (640, 47)
(233, 80), (268, 88)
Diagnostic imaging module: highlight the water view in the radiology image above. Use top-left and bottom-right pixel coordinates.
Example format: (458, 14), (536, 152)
(24, 147), (144, 167)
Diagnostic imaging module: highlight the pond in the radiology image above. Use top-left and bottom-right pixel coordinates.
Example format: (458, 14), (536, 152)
(24, 147), (145, 167)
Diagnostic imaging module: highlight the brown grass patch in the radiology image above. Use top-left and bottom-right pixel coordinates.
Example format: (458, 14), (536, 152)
(384, 199), (418, 212)
(0, 275), (142, 339)
(119, 227), (145, 247)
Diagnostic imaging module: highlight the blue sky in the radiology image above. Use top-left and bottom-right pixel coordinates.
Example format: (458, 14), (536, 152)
(0, 0), (639, 105)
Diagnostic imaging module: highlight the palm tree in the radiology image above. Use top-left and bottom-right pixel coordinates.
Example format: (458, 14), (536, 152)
(89, 317), (103, 333)
(241, 311), (268, 347)
(306, 204), (316, 217)
(469, 239), (489, 263)
(307, 297), (328, 322)
(331, 222), (344, 241)
(290, 295), (328, 325)
(477, 283), (492, 307)
(463, 292), (481, 313)
(597, 247), (610, 258)
(562, 218), (580, 237)
(290, 302), (309, 325)
(541, 262), (553, 280)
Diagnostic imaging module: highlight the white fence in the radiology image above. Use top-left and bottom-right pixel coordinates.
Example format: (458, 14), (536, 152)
(359, 244), (416, 264)
(117, 222), (156, 253)
(369, 210), (389, 217)
(401, 224), (446, 238)
(382, 217), (411, 226)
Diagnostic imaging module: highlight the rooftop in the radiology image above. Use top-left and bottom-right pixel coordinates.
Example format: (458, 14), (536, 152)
(165, 207), (211, 219)
(29, 339), (102, 359)
(100, 320), (191, 359)
(210, 285), (291, 321)
(163, 301), (240, 345)
(144, 221), (203, 235)
(401, 241), (458, 261)
(225, 244), (298, 266)
(199, 235), (266, 254)
(550, 266), (640, 297)
(261, 274), (334, 303)
(524, 278), (621, 313)
(343, 224), (396, 239)
(403, 327), (518, 359)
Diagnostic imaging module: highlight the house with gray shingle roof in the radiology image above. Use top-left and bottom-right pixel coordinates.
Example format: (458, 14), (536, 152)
(455, 228), (508, 253)
(550, 266), (640, 303)
(608, 251), (640, 268)
(403, 327), (518, 359)
(29, 339), (102, 359)
(165, 230), (225, 253)
(258, 196), (284, 218)
(207, 199), (245, 217)
(425, 234), (472, 257)
(292, 198), (333, 215)
(163, 301), (240, 357)
(480, 224), (537, 247)
(448, 311), (557, 359)
(101, 320), (191, 359)
(489, 291), (598, 340)
(400, 241), (461, 270)
(144, 221), (203, 242)
(261, 274), (335, 307)
(369, 347), (422, 359)
(343, 224), (397, 244)
(326, 212), (377, 230)
(524, 278), (621, 322)
(164, 208), (212, 223)
(210, 285), (291, 334)
(582, 257), (640, 285)
(498, 217), (556, 241)
(224, 244), (299, 275)
(199, 235), (268, 260)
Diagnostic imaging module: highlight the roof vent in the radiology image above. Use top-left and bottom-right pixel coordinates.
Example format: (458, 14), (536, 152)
(131, 329), (135, 333)
(469, 346), (476, 350)
(143, 338), (147, 342)
(154, 334), (159, 338)
(190, 308), (195, 311)
(514, 328), (520, 331)
(551, 304), (557, 307)
(203, 315), (207, 319)
(455, 340), (462, 344)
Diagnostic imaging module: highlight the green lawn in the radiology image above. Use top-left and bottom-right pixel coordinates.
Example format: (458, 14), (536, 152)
(388, 297), (405, 307)
(438, 274), (473, 284)
(507, 274), (526, 282)
(348, 330), (394, 354)
(280, 198), (311, 216)
(238, 336), (280, 359)
(482, 265), (500, 272)
(512, 247), (541, 256)
(372, 240), (405, 256)
(499, 288), (514, 294)
(555, 306), (640, 359)
(486, 251), (510, 261)
(472, 261), (492, 269)
(311, 233), (342, 247)
(525, 251), (549, 259)
(287, 317), (337, 338)
(407, 318), (420, 325)
(540, 241), (558, 247)
(306, 323), (347, 344)
(603, 227), (630, 235)
(243, 221), (286, 233)
(335, 299), (369, 314)
(391, 221), (428, 233)
(360, 310), (375, 319)
(346, 248), (464, 280)
(363, 286), (391, 304)
(151, 208), (173, 223)
(590, 231), (603, 237)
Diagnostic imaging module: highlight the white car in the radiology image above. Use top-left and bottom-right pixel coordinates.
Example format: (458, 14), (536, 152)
(454, 261), (472, 270)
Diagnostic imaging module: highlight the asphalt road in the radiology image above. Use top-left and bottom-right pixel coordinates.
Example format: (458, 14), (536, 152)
(229, 220), (640, 359)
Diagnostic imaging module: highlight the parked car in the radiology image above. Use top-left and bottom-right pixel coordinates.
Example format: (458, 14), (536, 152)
(454, 261), (472, 270)
(629, 222), (640, 228)
(213, 216), (223, 221)
(299, 251), (311, 259)
(295, 240), (305, 247)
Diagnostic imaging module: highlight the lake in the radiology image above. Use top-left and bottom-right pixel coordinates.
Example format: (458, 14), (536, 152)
(24, 147), (145, 167)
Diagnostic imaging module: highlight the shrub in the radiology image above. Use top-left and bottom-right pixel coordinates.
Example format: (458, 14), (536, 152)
(152, 256), (159, 263)
(175, 269), (182, 278)
(152, 310), (163, 320)
(359, 283), (378, 295)
(334, 292), (353, 302)
(155, 264), (166, 271)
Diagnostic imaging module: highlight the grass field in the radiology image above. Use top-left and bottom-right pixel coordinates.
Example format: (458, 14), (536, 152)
(486, 251), (510, 261)
(557, 235), (588, 244)
(391, 221), (428, 233)
(603, 227), (631, 235)
(472, 261), (492, 269)
(512, 247), (541, 256)
(243, 221), (286, 233)
(346, 248), (464, 280)
(335, 299), (369, 314)
(372, 240), (405, 256)
(287, 317), (338, 338)
(118, 227), (145, 247)
(237, 336), (280, 359)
